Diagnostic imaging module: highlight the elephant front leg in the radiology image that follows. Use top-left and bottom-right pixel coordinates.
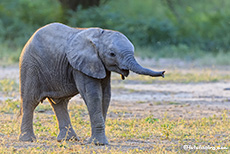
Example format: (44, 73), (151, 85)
(73, 71), (108, 145)
(102, 71), (111, 121)
(85, 91), (108, 145)
(75, 77), (108, 145)
(50, 98), (79, 142)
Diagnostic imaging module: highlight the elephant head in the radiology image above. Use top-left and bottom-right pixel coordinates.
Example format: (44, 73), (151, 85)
(66, 28), (165, 79)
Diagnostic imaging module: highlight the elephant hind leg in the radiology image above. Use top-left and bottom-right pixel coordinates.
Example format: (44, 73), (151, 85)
(19, 66), (41, 141)
(49, 98), (79, 142)
(19, 98), (39, 142)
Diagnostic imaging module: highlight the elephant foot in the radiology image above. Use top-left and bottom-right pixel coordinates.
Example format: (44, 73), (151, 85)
(57, 127), (79, 142)
(19, 132), (36, 142)
(88, 134), (109, 146)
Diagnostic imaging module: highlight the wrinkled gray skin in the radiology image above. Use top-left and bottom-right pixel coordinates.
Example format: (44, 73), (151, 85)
(19, 23), (165, 145)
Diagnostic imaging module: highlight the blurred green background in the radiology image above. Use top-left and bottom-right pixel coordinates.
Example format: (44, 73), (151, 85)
(0, 0), (230, 64)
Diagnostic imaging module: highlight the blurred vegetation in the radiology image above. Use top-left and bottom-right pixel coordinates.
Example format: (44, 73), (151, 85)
(0, 0), (229, 63)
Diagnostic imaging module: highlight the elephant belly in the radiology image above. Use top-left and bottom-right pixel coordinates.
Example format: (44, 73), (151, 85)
(39, 70), (79, 101)
(35, 60), (79, 101)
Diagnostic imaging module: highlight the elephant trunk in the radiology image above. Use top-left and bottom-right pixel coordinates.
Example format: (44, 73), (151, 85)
(125, 56), (165, 78)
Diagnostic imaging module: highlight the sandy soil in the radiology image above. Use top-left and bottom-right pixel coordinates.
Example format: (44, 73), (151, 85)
(110, 81), (230, 119)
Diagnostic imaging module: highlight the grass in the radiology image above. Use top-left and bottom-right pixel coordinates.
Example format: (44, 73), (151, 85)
(0, 103), (229, 153)
(0, 78), (229, 153)
(136, 45), (230, 66)
(198, 51), (230, 66)
(112, 69), (230, 84)
(0, 79), (19, 96)
(0, 44), (21, 66)
(0, 80), (229, 153)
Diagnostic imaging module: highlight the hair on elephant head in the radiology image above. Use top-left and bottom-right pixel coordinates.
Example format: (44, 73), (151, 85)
(18, 23), (165, 145)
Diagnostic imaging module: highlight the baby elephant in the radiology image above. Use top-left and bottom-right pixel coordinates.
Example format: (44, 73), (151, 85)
(19, 23), (165, 145)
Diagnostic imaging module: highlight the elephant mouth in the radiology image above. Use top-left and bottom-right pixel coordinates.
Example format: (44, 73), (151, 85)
(120, 69), (129, 80)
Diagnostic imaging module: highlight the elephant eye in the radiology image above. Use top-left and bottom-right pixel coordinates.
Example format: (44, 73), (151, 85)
(110, 52), (116, 57)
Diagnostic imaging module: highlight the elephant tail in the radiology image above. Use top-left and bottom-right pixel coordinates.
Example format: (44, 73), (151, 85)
(17, 100), (23, 120)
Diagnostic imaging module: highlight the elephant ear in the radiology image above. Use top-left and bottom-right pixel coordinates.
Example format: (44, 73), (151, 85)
(66, 28), (106, 79)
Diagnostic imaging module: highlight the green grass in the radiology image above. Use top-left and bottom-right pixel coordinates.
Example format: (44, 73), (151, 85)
(160, 71), (230, 83)
(136, 44), (204, 60)
(35, 103), (53, 113)
(0, 103), (229, 153)
(136, 45), (230, 66)
(198, 51), (230, 66)
(0, 99), (20, 114)
(0, 79), (19, 96)
(0, 79), (20, 114)
(0, 44), (21, 65)
(112, 69), (230, 84)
